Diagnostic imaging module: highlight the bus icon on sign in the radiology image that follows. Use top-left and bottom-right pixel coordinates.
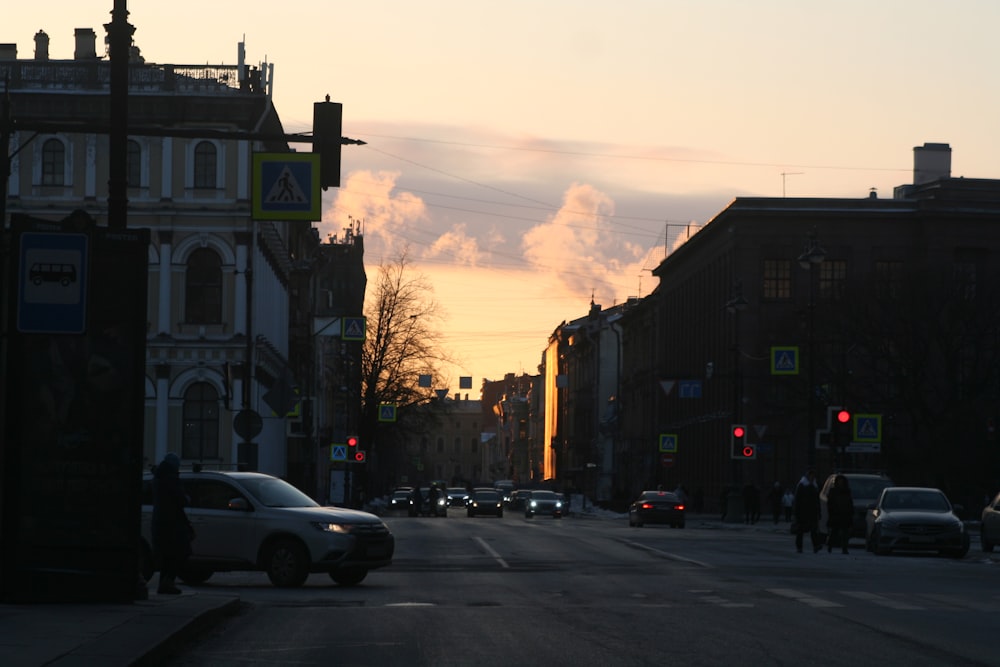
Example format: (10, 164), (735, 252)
(29, 262), (77, 286)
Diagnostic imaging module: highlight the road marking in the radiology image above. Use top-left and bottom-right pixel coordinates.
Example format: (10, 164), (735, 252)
(768, 588), (843, 608)
(474, 536), (510, 568)
(841, 590), (924, 610)
(618, 539), (713, 568)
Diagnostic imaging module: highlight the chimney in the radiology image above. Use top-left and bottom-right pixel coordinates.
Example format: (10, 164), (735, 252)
(34, 30), (49, 60)
(913, 142), (951, 185)
(74, 28), (97, 60)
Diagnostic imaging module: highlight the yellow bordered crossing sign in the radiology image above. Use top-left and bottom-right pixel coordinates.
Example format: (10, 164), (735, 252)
(252, 153), (321, 221)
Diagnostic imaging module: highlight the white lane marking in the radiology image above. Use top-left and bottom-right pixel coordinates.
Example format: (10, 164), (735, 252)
(841, 590), (924, 610)
(618, 539), (713, 568)
(474, 536), (510, 568)
(768, 588), (843, 608)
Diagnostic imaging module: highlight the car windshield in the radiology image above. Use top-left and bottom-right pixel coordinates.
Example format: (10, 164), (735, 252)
(881, 490), (950, 512)
(850, 478), (893, 499)
(239, 477), (319, 508)
(531, 491), (557, 500)
(475, 490), (499, 500)
(641, 491), (679, 502)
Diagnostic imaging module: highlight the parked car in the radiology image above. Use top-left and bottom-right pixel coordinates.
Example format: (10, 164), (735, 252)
(467, 488), (504, 517)
(628, 490), (686, 528)
(865, 486), (969, 558)
(524, 490), (564, 518)
(140, 470), (394, 587)
(820, 472), (894, 538)
(981, 490), (1000, 552)
(446, 487), (470, 508)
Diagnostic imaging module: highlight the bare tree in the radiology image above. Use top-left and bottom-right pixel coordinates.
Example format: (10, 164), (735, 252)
(358, 249), (452, 490)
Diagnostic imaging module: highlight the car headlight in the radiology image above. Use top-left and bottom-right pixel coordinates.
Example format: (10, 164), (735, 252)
(315, 522), (354, 534)
(555, 501), (563, 508)
(530, 500), (537, 508)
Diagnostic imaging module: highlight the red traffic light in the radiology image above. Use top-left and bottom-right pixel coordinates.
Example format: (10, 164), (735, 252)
(354, 451), (366, 462)
(741, 445), (756, 458)
(732, 425), (746, 438)
(836, 410), (851, 424)
(346, 435), (359, 447)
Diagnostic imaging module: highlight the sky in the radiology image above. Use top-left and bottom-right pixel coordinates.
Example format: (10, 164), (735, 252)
(8, 1), (1000, 390)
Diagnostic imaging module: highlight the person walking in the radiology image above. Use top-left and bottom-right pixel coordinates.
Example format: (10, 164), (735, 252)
(743, 482), (760, 524)
(825, 474), (854, 554)
(151, 452), (193, 594)
(766, 481), (784, 524)
(793, 468), (822, 553)
(782, 486), (795, 522)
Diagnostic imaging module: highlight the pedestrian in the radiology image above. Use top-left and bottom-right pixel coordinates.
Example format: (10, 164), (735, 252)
(151, 452), (193, 594)
(782, 486), (795, 522)
(766, 481), (784, 524)
(793, 468), (822, 553)
(428, 484), (440, 517)
(673, 483), (688, 504)
(825, 474), (854, 554)
(743, 482), (760, 524)
(410, 484), (424, 516)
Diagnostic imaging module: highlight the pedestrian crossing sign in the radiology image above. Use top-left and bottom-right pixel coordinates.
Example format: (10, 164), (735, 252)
(342, 316), (366, 341)
(330, 445), (347, 462)
(378, 403), (397, 422)
(853, 414), (882, 442)
(252, 153), (321, 221)
(771, 346), (799, 375)
(659, 433), (678, 453)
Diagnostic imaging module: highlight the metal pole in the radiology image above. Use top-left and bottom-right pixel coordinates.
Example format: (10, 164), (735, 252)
(106, 0), (133, 230)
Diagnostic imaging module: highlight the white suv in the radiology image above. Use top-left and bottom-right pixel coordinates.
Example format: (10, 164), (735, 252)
(140, 470), (394, 587)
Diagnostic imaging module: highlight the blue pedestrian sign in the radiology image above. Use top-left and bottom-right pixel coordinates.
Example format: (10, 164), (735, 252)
(17, 232), (88, 334)
(771, 346), (799, 375)
(378, 403), (397, 422)
(659, 433), (678, 453)
(252, 153), (321, 221)
(853, 414), (882, 442)
(342, 316), (366, 341)
(330, 445), (347, 462)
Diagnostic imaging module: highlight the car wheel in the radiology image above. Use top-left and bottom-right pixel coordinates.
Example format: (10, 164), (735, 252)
(264, 539), (310, 587)
(178, 566), (214, 585)
(330, 567), (367, 586)
(982, 532), (995, 553)
(871, 529), (890, 556)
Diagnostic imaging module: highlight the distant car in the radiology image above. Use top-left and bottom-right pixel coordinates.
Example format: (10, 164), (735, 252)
(981, 491), (1000, 552)
(467, 488), (504, 517)
(494, 480), (515, 505)
(446, 487), (470, 508)
(408, 487), (448, 517)
(865, 486), (969, 558)
(388, 488), (412, 513)
(140, 470), (394, 587)
(628, 490), (686, 528)
(820, 472), (894, 538)
(524, 490), (564, 518)
(509, 489), (531, 512)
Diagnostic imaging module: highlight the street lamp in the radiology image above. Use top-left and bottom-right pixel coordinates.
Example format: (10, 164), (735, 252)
(798, 233), (826, 467)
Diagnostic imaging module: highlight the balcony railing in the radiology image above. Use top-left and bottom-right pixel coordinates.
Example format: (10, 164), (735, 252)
(0, 61), (261, 96)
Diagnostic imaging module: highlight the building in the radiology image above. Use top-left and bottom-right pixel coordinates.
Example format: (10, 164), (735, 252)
(1, 24), (354, 496)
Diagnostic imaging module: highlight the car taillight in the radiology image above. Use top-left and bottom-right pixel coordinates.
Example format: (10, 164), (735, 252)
(641, 502), (654, 509)
(676, 504), (685, 511)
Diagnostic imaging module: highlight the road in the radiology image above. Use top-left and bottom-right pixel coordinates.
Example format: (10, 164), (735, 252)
(166, 510), (1000, 666)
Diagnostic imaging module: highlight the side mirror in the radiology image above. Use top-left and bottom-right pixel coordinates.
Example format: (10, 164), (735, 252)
(228, 497), (250, 511)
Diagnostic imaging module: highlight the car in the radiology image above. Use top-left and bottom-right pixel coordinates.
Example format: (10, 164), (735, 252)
(467, 488), (504, 517)
(509, 489), (531, 512)
(407, 486), (448, 517)
(820, 472), (894, 539)
(865, 486), (969, 558)
(981, 490), (1000, 552)
(628, 490), (686, 528)
(140, 470), (394, 587)
(524, 490), (564, 518)
(388, 488), (413, 513)
(446, 487), (470, 508)
(494, 480), (515, 505)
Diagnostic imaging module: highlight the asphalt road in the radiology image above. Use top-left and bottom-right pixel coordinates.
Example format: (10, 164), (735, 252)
(164, 511), (1000, 666)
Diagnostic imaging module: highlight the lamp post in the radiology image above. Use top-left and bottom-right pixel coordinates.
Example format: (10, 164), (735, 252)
(797, 234), (826, 468)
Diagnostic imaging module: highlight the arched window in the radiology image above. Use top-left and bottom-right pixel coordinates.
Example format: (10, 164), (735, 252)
(41, 138), (65, 186)
(185, 248), (223, 324)
(126, 140), (141, 188)
(193, 141), (217, 189)
(181, 382), (220, 460)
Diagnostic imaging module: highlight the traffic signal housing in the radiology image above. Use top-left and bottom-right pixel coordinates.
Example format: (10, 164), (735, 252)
(346, 435), (359, 448)
(313, 98), (343, 189)
(730, 424), (755, 459)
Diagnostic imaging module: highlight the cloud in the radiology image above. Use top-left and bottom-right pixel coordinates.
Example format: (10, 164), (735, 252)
(322, 170), (429, 255)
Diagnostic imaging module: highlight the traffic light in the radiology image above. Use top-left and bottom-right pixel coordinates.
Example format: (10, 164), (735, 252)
(354, 450), (366, 462)
(346, 435), (359, 448)
(313, 98), (342, 189)
(835, 409), (851, 425)
(730, 424), (747, 459)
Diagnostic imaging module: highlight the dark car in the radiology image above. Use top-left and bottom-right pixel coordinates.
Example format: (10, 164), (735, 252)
(388, 488), (413, 513)
(820, 472), (894, 538)
(865, 486), (969, 557)
(408, 486), (448, 517)
(446, 487), (470, 508)
(509, 489), (531, 512)
(982, 491), (1000, 552)
(524, 490), (564, 518)
(467, 488), (504, 517)
(628, 490), (686, 528)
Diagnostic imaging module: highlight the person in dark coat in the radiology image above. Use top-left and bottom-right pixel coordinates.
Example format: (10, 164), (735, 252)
(151, 452), (193, 594)
(793, 468), (822, 553)
(825, 474), (854, 554)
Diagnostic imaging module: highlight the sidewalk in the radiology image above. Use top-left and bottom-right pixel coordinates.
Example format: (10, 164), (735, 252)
(0, 590), (240, 667)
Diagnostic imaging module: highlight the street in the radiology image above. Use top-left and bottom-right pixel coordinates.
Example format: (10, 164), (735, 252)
(165, 511), (1000, 666)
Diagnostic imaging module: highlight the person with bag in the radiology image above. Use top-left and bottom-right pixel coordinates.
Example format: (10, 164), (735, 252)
(825, 474), (854, 554)
(793, 468), (822, 553)
(151, 452), (194, 594)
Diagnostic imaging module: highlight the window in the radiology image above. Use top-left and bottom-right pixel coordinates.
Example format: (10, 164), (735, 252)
(41, 138), (65, 186)
(193, 141), (217, 189)
(454, 437), (461, 454)
(126, 140), (141, 188)
(762, 260), (791, 299)
(181, 382), (220, 460)
(818, 260), (847, 300)
(875, 261), (903, 300)
(470, 437), (478, 454)
(185, 248), (223, 324)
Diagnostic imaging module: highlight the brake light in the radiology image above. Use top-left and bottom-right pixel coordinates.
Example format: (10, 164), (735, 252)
(676, 504), (685, 511)
(641, 502), (654, 509)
